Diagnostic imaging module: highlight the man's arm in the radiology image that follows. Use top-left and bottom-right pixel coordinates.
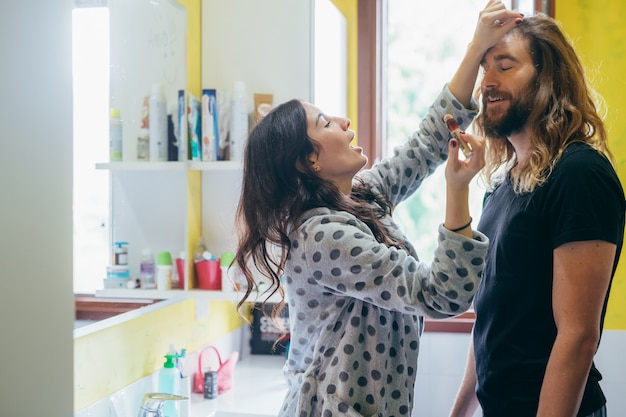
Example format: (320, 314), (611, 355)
(536, 240), (616, 417)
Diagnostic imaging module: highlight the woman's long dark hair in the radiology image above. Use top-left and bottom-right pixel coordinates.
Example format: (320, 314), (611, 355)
(234, 99), (402, 314)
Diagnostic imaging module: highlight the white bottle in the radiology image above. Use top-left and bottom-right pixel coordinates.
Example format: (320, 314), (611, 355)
(109, 108), (123, 161)
(229, 81), (249, 161)
(140, 248), (156, 289)
(156, 250), (173, 291)
(149, 83), (168, 161)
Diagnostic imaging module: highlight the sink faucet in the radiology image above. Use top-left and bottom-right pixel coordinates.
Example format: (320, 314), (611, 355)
(137, 392), (188, 417)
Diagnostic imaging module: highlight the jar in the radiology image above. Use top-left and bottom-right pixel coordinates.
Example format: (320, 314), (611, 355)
(113, 241), (128, 265)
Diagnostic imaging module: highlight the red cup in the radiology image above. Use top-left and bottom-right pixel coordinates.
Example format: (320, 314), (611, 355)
(195, 259), (222, 290)
(176, 258), (185, 289)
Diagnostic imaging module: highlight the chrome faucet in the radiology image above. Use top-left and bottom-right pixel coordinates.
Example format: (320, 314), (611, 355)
(137, 392), (188, 417)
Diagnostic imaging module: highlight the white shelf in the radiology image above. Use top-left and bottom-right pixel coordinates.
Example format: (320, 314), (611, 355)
(95, 288), (284, 304)
(94, 288), (187, 299)
(95, 161), (188, 171)
(95, 160), (242, 171)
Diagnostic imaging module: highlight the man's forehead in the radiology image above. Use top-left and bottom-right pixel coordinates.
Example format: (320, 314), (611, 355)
(482, 33), (530, 63)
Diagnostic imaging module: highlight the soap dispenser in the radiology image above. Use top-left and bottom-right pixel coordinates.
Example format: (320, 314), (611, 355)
(158, 349), (184, 417)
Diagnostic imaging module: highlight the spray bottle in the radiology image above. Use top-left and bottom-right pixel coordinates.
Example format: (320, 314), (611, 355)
(149, 83), (168, 161)
(109, 108), (123, 161)
(229, 81), (248, 161)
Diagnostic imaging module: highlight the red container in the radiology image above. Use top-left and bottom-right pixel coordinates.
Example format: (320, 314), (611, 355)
(176, 258), (185, 289)
(196, 259), (221, 290)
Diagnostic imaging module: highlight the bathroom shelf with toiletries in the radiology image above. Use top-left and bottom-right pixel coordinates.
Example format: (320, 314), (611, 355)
(96, 159), (244, 298)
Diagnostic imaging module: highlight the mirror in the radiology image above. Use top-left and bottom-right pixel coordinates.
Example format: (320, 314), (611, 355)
(73, 0), (186, 298)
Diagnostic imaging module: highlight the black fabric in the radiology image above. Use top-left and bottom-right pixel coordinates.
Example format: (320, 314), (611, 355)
(473, 142), (625, 416)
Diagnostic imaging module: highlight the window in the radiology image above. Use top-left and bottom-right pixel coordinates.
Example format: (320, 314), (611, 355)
(358, 0), (547, 258)
(72, 4), (110, 294)
(385, 0), (505, 257)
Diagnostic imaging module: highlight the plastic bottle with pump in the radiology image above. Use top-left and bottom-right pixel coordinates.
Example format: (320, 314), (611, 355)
(229, 81), (249, 161)
(158, 347), (184, 417)
(149, 83), (168, 161)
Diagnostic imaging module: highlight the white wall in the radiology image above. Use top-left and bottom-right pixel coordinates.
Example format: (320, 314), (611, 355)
(201, 0), (313, 106)
(0, 0), (74, 416)
(414, 331), (626, 415)
(200, 0), (314, 257)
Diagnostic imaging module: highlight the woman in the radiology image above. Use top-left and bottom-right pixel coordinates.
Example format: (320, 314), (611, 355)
(234, 2), (523, 415)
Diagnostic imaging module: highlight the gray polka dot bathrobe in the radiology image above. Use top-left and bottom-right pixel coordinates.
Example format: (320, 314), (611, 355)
(279, 85), (489, 417)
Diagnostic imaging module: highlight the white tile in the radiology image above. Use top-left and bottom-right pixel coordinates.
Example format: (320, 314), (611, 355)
(595, 330), (626, 383)
(602, 382), (626, 414)
(418, 332), (472, 376)
(414, 374), (481, 417)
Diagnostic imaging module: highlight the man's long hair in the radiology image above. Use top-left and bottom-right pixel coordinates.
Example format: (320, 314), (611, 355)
(474, 13), (614, 193)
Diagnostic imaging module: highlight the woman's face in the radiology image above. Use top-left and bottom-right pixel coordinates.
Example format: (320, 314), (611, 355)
(303, 102), (367, 193)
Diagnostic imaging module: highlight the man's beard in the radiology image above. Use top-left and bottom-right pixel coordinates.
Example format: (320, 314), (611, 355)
(480, 84), (535, 140)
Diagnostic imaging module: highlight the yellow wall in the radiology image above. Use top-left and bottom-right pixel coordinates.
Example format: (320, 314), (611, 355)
(183, 0), (203, 288)
(557, 0), (626, 329)
(331, 0), (358, 132)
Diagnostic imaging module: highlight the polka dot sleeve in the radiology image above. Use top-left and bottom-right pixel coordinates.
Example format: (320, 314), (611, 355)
(286, 209), (488, 318)
(360, 84), (478, 207)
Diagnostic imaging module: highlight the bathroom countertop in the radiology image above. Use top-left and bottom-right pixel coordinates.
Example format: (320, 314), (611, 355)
(190, 354), (288, 417)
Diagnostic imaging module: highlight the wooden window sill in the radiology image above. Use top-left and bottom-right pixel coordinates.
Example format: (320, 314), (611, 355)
(75, 293), (162, 321)
(424, 310), (475, 333)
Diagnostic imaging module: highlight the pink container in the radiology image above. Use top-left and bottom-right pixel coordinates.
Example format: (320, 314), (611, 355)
(196, 259), (222, 290)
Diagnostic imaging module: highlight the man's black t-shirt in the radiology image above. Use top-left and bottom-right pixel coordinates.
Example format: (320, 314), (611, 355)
(474, 142), (625, 416)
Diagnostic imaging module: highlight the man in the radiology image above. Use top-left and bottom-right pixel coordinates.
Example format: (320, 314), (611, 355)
(449, 14), (625, 417)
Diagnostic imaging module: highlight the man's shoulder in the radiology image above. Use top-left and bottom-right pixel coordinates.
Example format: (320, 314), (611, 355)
(555, 142), (610, 173)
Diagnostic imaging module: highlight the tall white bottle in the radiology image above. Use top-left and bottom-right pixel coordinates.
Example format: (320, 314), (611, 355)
(109, 108), (123, 161)
(149, 83), (168, 161)
(229, 81), (249, 161)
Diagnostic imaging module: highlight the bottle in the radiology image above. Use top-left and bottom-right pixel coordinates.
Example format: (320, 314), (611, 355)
(175, 251), (186, 289)
(203, 370), (218, 399)
(194, 236), (207, 262)
(137, 127), (149, 161)
(158, 349), (183, 417)
(156, 251), (173, 290)
(140, 248), (156, 289)
(112, 241), (128, 265)
(220, 251), (235, 292)
(229, 81), (249, 161)
(149, 83), (168, 162)
(109, 108), (123, 161)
